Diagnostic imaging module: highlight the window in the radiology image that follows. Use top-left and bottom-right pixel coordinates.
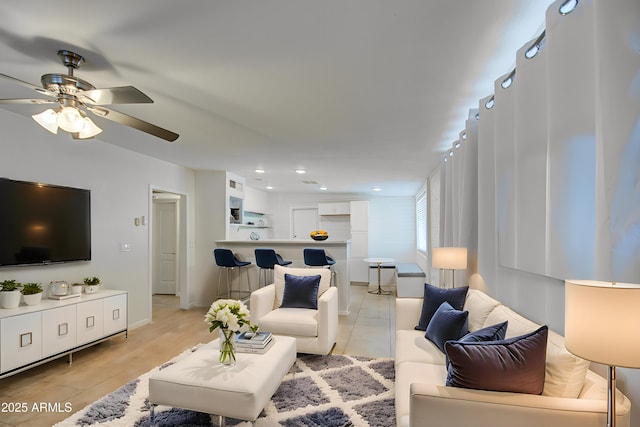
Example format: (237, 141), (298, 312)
(416, 187), (427, 254)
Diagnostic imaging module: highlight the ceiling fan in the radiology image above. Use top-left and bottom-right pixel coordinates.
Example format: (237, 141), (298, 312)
(0, 50), (179, 142)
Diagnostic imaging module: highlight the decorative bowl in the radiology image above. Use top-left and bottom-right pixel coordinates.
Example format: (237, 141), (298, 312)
(312, 235), (329, 241)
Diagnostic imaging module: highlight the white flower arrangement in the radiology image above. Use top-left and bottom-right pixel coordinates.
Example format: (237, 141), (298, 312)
(204, 299), (252, 333)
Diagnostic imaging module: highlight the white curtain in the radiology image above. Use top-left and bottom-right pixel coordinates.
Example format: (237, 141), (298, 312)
(445, 0), (640, 284)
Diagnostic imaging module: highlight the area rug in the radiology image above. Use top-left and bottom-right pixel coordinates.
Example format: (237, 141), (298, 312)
(54, 345), (395, 427)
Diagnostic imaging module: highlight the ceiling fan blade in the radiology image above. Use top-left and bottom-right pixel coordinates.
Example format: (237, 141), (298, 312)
(79, 86), (153, 105)
(86, 105), (179, 142)
(0, 73), (55, 97)
(0, 98), (56, 105)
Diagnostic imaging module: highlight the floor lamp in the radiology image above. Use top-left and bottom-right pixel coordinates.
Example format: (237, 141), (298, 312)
(431, 247), (467, 288)
(565, 280), (640, 427)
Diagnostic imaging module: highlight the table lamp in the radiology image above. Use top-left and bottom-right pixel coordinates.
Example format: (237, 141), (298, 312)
(565, 280), (640, 427)
(432, 247), (467, 288)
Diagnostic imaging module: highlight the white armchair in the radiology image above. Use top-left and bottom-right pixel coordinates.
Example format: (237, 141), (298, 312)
(249, 265), (338, 355)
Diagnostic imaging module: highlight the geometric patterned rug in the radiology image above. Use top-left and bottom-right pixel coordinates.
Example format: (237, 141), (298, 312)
(54, 345), (395, 427)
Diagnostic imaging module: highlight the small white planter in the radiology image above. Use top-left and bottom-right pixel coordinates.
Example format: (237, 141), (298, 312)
(84, 285), (100, 294)
(70, 285), (83, 295)
(23, 293), (43, 306)
(0, 290), (22, 309)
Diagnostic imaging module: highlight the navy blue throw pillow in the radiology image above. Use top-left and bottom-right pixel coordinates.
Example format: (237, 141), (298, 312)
(425, 301), (469, 353)
(415, 283), (469, 331)
(280, 273), (321, 309)
(445, 325), (548, 395)
(446, 321), (508, 368)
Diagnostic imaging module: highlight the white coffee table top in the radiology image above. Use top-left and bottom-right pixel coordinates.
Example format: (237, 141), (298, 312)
(149, 335), (296, 421)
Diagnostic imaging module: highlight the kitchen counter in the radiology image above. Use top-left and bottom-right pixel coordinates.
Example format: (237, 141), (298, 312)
(215, 239), (351, 314)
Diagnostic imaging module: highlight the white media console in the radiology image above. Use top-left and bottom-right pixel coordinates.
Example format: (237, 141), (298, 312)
(0, 289), (128, 378)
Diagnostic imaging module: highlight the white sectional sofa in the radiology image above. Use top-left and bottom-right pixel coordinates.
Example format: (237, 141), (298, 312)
(395, 288), (632, 427)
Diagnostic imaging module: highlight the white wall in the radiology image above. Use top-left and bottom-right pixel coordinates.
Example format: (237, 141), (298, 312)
(0, 110), (195, 327)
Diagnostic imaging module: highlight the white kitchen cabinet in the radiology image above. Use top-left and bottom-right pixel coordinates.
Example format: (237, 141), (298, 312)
(350, 201), (369, 232)
(0, 290), (127, 378)
(1, 311), (42, 372)
(318, 202), (350, 215)
(244, 185), (270, 214)
(42, 305), (77, 358)
(349, 201), (370, 282)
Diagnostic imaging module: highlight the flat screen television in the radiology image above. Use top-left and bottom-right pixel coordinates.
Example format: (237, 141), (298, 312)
(0, 178), (91, 267)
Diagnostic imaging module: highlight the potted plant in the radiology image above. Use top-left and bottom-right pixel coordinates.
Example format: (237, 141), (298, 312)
(70, 282), (84, 295)
(0, 279), (22, 309)
(83, 276), (100, 294)
(21, 283), (43, 306)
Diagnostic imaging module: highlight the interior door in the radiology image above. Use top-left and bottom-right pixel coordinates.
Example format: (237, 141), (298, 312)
(292, 208), (319, 240)
(153, 199), (178, 294)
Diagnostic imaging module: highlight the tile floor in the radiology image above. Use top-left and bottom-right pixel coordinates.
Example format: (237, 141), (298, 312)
(334, 283), (396, 358)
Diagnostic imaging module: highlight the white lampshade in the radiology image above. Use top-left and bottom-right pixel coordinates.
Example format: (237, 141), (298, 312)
(57, 106), (85, 133)
(565, 280), (640, 368)
(32, 109), (59, 134)
(78, 117), (102, 139)
(432, 247), (467, 270)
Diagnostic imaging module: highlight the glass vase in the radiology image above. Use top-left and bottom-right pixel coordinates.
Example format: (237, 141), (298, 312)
(219, 328), (236, 368)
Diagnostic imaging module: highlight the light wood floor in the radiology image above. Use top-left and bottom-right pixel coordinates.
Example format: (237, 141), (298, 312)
(0, 285), (395, 427)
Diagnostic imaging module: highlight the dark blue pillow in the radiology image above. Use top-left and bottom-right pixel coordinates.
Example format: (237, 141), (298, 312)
(459, 321), (508, 344)
(445, 325), (548, 395)
(446, 321), (508, 367)
(415, 283), (469, 331)
(425, 301), (469, 353)
(280, 273), (321, 309)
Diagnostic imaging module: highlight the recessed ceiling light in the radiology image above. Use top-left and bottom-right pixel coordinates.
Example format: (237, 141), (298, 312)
(266, 185), (273, 190)
(559, 0), (578, 15)
(320, 185), (327, 191)
(255, 169), (265, 174)
(372, 187), (381, 192)
(295, 169), (306, 174)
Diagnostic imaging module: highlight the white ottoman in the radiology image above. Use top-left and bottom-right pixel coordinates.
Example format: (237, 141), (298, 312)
(148, 335), (296, 424)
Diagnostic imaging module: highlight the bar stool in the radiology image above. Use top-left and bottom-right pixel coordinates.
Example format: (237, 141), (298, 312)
(303, 248), (336, 286)
(254, 248), (292, 287)
(213, 248), (252, 301)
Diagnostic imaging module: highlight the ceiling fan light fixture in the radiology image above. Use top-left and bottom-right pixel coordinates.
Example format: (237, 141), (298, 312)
(57, 106), (85, 133)
(78, 117), (102, 139)
(32, 109), (59, 134)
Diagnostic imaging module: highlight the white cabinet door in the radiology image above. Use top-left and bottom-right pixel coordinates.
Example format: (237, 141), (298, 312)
(77, 299), (104, 345)
(104, 294), (128, 335)
(318, 202), (350, 215)
(350, 201), (369, 232)
(1, 312), (42, 373)
(42, 305), (77, 357)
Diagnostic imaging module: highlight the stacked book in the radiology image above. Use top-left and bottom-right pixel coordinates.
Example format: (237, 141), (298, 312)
(235, 331), (274, 354)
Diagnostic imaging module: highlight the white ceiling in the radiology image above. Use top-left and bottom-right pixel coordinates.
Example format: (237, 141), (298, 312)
(0, 0), (553, 196)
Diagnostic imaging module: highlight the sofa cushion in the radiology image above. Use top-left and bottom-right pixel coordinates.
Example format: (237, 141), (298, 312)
(445, 325), (548, 395)
(274, 265), (330, 307)
(415, 284), (469, 331)
(395, 330), (447, 366)
(425, 302), (469, 352)
(542, 329), (590, 398)
(484, 304), (539, 338)
(280, 273), (321, 309)
(395, 361), (448, 427)
(463, 289), (502, 332)
(257, 307), (318, 337)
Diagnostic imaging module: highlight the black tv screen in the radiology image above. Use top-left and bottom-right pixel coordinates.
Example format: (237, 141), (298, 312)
(0, 178), (91, 266)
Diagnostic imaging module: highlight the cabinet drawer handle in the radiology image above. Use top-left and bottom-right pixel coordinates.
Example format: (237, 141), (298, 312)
(58, 322), (69, 336)
(86, 316), (95, 328)
(112, 308), (120, 320)
(20, 332), (33, 348)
